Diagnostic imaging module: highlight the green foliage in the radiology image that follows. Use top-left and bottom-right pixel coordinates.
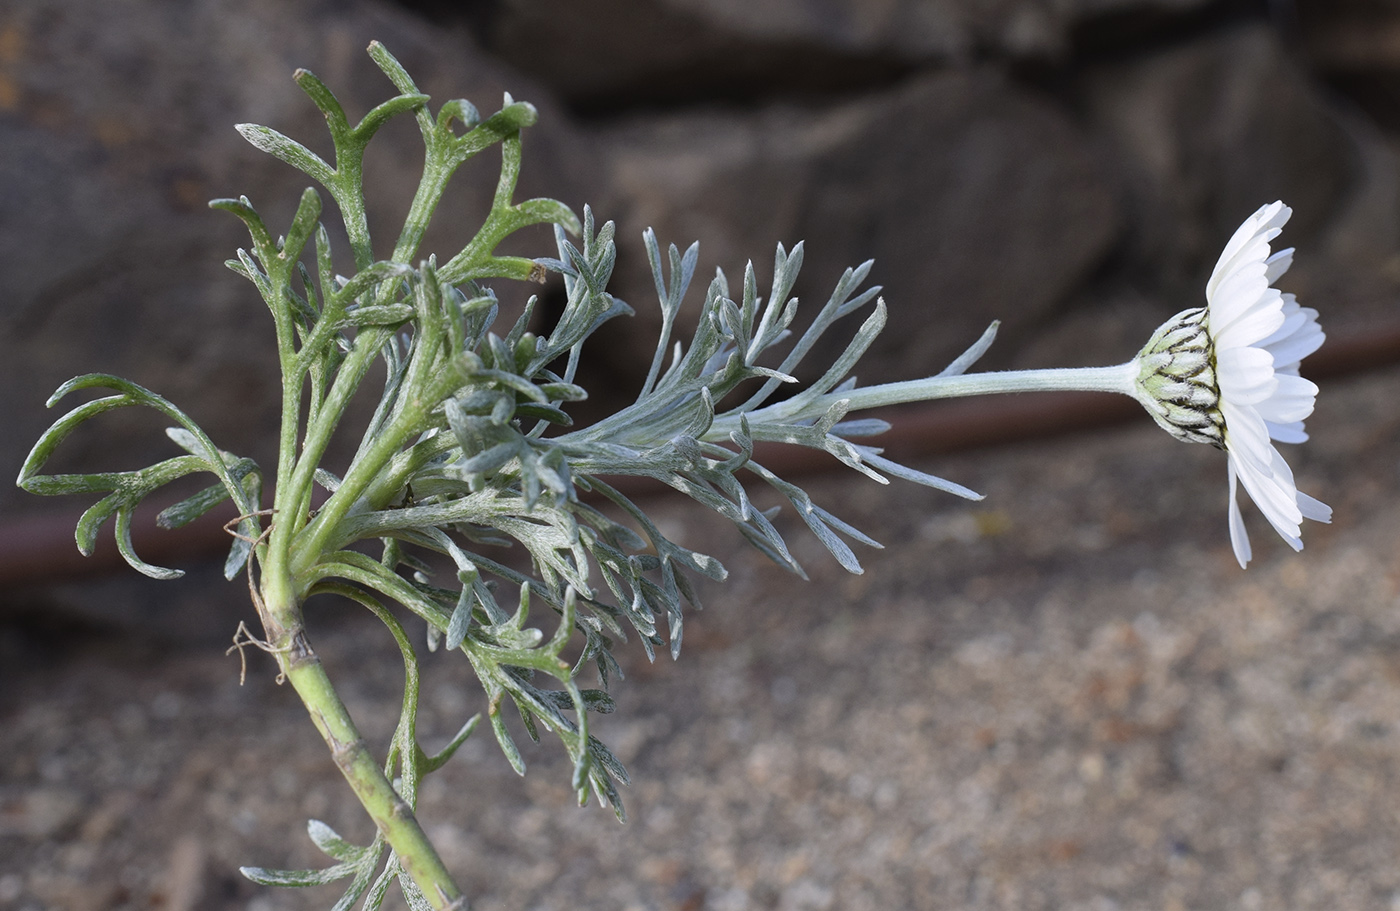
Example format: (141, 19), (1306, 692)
(17, 41), (993, 908)
(17, 374), (261, 579)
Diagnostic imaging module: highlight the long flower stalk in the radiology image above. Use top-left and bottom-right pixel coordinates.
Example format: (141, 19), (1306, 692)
(719, 362), (1143, 431)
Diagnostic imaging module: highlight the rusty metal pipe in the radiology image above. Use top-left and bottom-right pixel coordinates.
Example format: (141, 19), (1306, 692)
(4, 322), (1397, 588)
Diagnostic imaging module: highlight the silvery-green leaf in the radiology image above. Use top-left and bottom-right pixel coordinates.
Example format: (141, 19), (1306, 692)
(307, 820), (365, 863)
(239, 863), (355, 887)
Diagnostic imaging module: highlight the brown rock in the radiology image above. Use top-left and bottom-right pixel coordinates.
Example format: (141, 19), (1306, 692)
(1066, 23), (1400, 351)
(0, 0), (586, 514)
(589, 68), (1121, 389)
(1079, 25), (1353, 286)
(660, 0), (1218, 60)
(1297, 0), (1400, 73)
(481, 0), (1219, 105)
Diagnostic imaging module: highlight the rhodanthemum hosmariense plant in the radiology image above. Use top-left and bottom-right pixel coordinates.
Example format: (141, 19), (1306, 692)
(16, 42), (1330, 909)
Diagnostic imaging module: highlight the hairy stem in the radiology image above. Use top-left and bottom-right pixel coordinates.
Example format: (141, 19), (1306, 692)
(264, 599), (466, 909)
(710, 361), (1142, 437)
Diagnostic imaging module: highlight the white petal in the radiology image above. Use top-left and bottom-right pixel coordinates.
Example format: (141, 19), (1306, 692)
(1207, 202), (1290, 300)
(1254, 374), (1318, 425)
(1264, 247), (1294, 283)
(1209, 204), (1282, 282)
(1298, 491), (1332, 523)
(1265, 420), (1309, 444)
(1214, 289), (1285, 350)
(1190, 201), (1326, 566)
(1233, 447), (1304, 542)
(1262, 310), (1324, 369)
(1216, 347), (1278, 405)
(1208, 263), (1270, 331)
(1259, 295), (1306, 348)
(1227, 462), (1252, 568)
(1221, 399), (1275, 476)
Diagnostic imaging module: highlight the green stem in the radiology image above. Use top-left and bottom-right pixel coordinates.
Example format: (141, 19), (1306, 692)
(359, 429), (460, 512)
(291, 337), (465, 580)
(329, 165), (373, 273)
(709, 361), (1142, 437)
(288, 370), (431, 580)
(262, 592), (465, 909)
(273, 325), (397, 561)
(266, 281), (311, 574)
(392, 152), (454, 266)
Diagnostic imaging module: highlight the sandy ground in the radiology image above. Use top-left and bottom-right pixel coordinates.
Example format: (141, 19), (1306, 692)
(2, 363), (1399, 911)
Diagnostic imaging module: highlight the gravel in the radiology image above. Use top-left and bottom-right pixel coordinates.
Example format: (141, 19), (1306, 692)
(2, 364), (1397, 911)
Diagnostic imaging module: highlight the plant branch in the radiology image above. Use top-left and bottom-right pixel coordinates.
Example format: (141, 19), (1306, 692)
(267, 603), (466, 909)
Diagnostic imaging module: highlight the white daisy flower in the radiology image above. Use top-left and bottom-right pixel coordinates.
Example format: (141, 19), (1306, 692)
(718, 200), (1330, 569)
(1132, 201), (1331, 567)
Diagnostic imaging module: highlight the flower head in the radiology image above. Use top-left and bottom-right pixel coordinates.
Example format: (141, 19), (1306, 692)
(1133, 201), (1331, 567)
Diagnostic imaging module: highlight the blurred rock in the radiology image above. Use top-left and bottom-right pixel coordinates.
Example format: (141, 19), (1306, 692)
(589, 68), (1121, 390)
(479, 0), (1218, 107)
(1081, 25), (1351, 280)
(1076, 23), (1400, 338)
(661, 0), (1220, 59)
(0, 0), (585, 513)
(1297, 0), (1400, 72)
(0, 786), (84, 839)
(1296, 0), (1400, 156)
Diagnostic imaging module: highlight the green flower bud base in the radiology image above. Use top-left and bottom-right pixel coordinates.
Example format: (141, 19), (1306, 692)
(1133, 306), (1225, 447)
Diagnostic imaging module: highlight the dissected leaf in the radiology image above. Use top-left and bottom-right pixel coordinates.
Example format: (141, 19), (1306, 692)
(239, 863), (356, 888)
